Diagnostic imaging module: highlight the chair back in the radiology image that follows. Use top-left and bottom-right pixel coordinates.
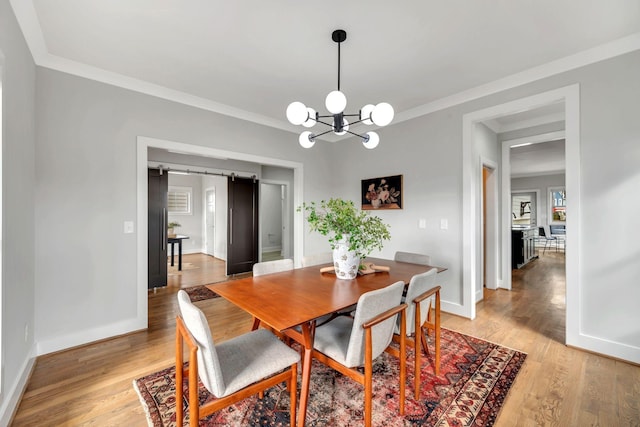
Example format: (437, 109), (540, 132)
(538, 226), (547, 237)
(176, 290), (225, 397)
(301, 252), (333, 268)
(394, 251), (431, 266)
(252, 258), (294, 277)
(345, 281), (405, 367)
(402, 268), (438, 335)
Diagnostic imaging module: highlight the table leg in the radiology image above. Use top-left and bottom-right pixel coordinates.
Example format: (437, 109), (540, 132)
(297, 322), (315, 427)
(170, 242), (175, 266)
(178, 239), (183, 271)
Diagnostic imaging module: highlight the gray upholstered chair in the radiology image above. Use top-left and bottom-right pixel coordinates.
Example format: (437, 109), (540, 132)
(175, 290), (300, 427)
(312, 281), (408, 427)
(394, 250), (431, 266)
(252, 258), (294, 276)
(392, 268), (441, 399)
(301, 252), (333, 268)
(251, 259), (295, 331)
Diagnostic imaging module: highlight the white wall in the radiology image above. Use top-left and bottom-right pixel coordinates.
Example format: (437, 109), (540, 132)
(329, 51), (640, 361)
(32, 66), (335, 355)
(0, 0), (37, 422)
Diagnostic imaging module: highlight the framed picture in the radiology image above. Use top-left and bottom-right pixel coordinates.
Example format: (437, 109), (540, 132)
(361, 175), (403, 210)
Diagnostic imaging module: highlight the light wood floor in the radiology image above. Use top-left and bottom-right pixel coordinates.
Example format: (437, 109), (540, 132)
(11, 252), (640, 426)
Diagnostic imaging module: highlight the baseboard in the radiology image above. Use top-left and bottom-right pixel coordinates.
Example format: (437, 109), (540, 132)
(262, 246), (282, 253)
(36, 317), (146, 356)
(568, 331), (640, 364)
(441, 301), (469, 319)
(0, 345), (36, 427)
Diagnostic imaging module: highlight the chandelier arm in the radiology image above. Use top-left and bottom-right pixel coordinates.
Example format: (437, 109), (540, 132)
(315, 119), (334, 127)
(313, 129), (336, 138)
(347, 118), (366, 126)
(344, 129), (367, 139)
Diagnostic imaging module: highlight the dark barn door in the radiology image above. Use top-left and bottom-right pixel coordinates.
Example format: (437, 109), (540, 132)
(227, 176), (259, 275)
(148, 168), (168, 288)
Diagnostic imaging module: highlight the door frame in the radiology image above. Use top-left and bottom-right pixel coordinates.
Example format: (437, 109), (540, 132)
(136, 136), (304, 328)
(462, 84), (580, 349)
(480, 159), (498, 297)
(204, 186), (216, 257)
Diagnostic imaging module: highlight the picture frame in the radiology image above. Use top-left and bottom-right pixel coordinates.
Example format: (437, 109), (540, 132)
(361, 174), (403, 210)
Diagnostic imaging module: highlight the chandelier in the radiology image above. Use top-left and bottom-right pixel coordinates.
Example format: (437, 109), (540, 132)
(285, 29), (394, 149)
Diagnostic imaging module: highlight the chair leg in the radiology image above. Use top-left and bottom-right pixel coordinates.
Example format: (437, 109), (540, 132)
(289, 363), (297, 427)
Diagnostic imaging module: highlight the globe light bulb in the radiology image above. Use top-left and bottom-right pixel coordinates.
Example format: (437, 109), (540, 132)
(362, 131), (379, 149)
(360, 104), (375, 125)
(286, 101), (308, 125)
(325, 90), (347, 114)
(299, 131), (315, 148)
(371, 102), (394, 127)
(333, 118), (350, 136)
(302, 107), (316, 128)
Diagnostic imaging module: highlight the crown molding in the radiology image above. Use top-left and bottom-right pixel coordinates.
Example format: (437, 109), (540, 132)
(10, 0), (640, 136)
(394, 32), (640, 126)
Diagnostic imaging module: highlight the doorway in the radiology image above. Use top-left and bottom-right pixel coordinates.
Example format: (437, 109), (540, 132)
(259, 181), (290, 262)
(136, 136), (304, 329)
(481, 162), (499, 298)
(462, 84), (580, 347)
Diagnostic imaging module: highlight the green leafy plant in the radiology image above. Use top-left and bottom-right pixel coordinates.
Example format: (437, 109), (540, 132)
(299, 198), (391, 260)
(168, 221), (181, 229)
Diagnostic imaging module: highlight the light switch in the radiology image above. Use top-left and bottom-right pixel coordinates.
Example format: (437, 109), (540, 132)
(418, 218), (427, 229)
(440, 219), (448, 230)
(124, 221), (135, 234)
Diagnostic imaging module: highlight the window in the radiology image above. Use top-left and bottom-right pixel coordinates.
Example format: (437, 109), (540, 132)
(549, 187), (566, 224)
(168, 186), (192, 214)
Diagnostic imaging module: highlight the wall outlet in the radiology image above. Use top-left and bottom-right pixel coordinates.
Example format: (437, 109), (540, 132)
(440, 219), (448, 230)
(124, 221), (135, 234)
(24, 323), (29, 342)
(418, 218), (427, 229)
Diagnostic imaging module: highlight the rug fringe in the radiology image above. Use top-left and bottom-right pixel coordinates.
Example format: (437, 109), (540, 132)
(132, 379), (154, 427)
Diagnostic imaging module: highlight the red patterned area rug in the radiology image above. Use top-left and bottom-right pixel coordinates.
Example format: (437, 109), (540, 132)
(183, 285), (220, 303)
(133, 328), (526, 426)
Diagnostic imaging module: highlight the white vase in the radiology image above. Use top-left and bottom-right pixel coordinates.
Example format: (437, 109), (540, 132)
(332, 237), (360, 279)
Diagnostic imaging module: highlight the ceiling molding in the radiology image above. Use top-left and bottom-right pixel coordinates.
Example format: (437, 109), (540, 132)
(394, 32), (640, 126)
(11, 1), (640, 136)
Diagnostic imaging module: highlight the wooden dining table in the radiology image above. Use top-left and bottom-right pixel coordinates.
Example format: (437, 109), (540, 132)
(207, 257), (446, 426)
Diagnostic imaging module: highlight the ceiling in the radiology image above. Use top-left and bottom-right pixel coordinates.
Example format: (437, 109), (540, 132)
(10, 1), (640, 177)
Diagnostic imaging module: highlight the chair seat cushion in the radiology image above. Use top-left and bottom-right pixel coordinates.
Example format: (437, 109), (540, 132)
(313, 316), (356, 367)
(216, 329), (300, 396)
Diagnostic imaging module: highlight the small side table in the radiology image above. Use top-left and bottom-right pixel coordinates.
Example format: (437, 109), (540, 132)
(168, 235), (189, 271)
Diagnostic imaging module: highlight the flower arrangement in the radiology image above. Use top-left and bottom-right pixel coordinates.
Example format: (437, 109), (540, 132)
(299, 198), (391, 260)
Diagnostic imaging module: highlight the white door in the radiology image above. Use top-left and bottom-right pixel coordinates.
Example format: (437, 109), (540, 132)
(205, 188), (215, 256)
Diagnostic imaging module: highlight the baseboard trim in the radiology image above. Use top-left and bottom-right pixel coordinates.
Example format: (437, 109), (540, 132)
(568, 332), (640, 365)
(441, 301), (469, 319)
(36, 317), (146, 356)
(0, 346), (36, 426)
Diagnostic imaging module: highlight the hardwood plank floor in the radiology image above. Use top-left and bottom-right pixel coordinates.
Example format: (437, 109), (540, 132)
(10, 251), (640, 426)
